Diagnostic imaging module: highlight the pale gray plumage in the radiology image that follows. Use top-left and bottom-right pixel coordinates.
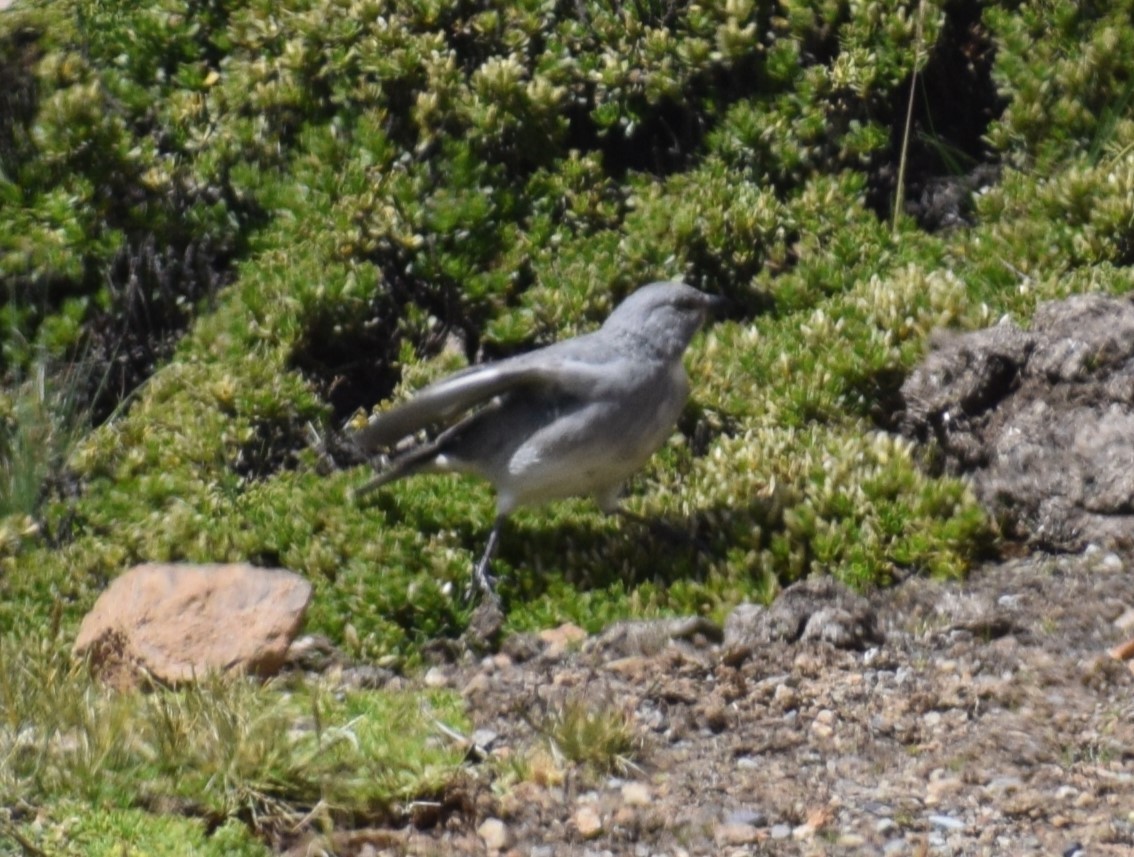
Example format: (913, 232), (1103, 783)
(352, 280), (721, 601)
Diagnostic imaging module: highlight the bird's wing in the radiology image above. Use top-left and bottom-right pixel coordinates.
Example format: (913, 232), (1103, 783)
(351, 346), (620, 452)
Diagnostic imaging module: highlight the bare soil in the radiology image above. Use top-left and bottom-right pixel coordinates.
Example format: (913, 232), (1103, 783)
(289, 549), (1134, 856)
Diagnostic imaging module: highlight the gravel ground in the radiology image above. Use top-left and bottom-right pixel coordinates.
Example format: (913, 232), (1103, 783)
(288, 549), (1134, 856)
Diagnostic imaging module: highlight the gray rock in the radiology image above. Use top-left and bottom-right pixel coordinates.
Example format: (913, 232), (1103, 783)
(590, 615), (722, 657)
(723, 808), (767, 827)
(770, 823), (792, 839)
(901, 293), (1134, 551)
(928, 813), (966, 831)
(934, 590), (1021, 639)
(725, 577), (881, 652)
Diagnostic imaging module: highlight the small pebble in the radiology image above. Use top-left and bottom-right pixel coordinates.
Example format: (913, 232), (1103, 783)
(1115, 607), (1134, 631)
(724, 808), (767, 827)
(1101, 553), (1124, 572)
(621, 782), (651, 807)
(472, 728), (498, 749)
(573, 805), (603, 839)
(928, 813), (966, 831)
(476, 818), (511, 852)
(811, 709), (836, 738)
(715, 822), (759, 846)
(773, 683), (798, 709)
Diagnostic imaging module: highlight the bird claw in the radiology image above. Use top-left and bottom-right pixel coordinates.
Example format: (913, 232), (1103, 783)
(462, 518), (504, 606)
(467, 559), (501, 606)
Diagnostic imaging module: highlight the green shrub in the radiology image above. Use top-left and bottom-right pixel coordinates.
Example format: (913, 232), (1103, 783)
(4, 0), (1133, 662)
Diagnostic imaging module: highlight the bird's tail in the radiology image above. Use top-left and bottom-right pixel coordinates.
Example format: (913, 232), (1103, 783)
(350, 442), (442, 501)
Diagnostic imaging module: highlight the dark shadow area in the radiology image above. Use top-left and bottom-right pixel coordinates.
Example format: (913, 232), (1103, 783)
(231, 413), (312, 482)
(288, 269), (480, 429)
(287, 295), (405, 431)
(462, 0), (775, 181)
(489, 492), (784, 603)
(865, 0), (1007, 229)
(0, 24), (39, 172)
(587, 95), (713, 180)
(579, 48), (772, 180)
(0, 23), (255, 426)
(847, 365), (915, 433)
(82, 235), (229, 424)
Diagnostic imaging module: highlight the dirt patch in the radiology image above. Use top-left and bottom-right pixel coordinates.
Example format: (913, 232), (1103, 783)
(288, 551), (1134, 856)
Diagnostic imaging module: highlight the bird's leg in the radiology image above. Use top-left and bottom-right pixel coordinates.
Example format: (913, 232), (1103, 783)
(469, 515), (505, 605)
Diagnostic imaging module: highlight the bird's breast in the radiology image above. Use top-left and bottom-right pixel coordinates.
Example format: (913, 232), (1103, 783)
(496, 359), (690, 509)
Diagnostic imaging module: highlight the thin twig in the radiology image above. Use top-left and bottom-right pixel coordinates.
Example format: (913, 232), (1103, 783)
(893, 0), (929, 233)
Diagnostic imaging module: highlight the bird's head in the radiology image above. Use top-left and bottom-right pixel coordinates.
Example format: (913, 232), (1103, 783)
(602, 280), (724, 360)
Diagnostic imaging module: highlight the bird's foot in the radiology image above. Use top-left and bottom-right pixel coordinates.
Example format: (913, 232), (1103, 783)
(467, 558), (502, 607)
(464, 516), (505, 606)
(464, 556), (504, 645)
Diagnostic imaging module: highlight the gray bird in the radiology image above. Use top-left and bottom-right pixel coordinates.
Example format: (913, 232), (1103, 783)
(351, 280), (722, 601)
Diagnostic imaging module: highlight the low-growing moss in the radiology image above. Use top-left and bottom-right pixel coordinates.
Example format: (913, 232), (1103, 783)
(1, 806), (269, 857)
(985, 0), (1134, 167)
(0, 632), (469, 846)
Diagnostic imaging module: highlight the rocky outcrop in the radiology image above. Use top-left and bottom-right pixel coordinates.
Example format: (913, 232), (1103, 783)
(901, 293), (1134, 552)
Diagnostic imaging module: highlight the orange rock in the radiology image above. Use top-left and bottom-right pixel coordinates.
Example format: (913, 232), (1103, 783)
(73, 562), (312, 689)
(1108, 636), (1134, 662)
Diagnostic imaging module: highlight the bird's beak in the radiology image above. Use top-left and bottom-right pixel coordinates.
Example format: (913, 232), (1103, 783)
(703, 293), (730, 317)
